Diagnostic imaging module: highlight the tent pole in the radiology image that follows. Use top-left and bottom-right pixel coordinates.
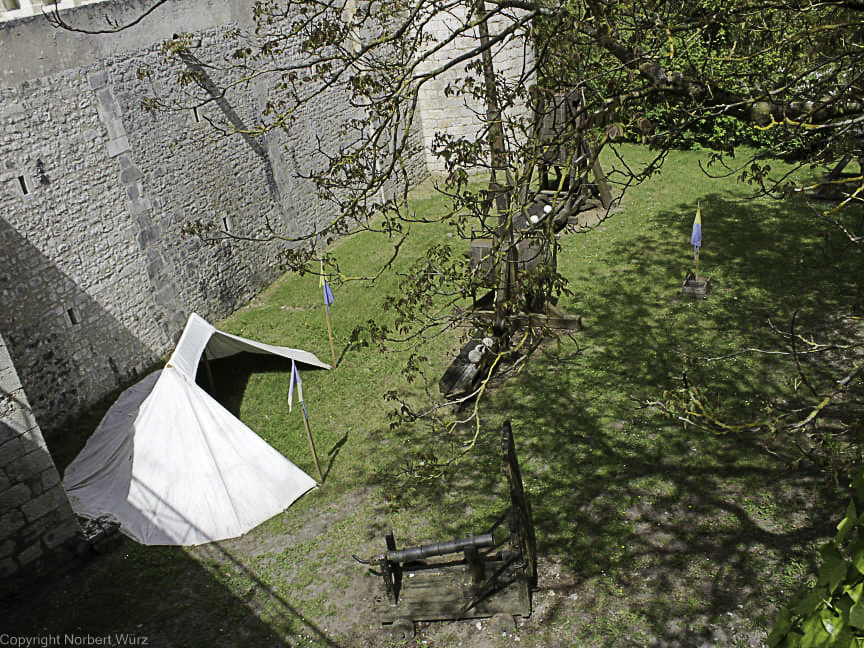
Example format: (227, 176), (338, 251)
(202, 350), (216, 395)
(301, 405), (324, 483)
(324, 306), (337, 367)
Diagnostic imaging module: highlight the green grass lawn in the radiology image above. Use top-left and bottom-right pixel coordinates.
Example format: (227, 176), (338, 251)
(12, 144), (864, 647)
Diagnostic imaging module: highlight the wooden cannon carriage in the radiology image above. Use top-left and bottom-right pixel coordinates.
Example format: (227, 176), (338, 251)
(464, 90), (613, 311)
(532, 90), (612, 216)
(355, 421), (537, 626)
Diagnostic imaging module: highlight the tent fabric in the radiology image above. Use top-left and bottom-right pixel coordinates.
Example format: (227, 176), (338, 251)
(63, 313), (329, 546)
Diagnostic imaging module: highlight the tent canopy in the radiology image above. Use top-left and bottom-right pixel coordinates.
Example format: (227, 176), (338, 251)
(63, 313), (329, 546)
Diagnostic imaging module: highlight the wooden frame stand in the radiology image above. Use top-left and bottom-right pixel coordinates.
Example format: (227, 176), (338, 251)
(359, 421), (537, 627)
(682, 273), (712, 298)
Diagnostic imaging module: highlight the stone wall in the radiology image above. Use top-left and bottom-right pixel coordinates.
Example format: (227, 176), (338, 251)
(415, 4), (537, 173)
(0, 0), (530, 588)
(0, 332), (80, 597)
(0, 0), (428, 433)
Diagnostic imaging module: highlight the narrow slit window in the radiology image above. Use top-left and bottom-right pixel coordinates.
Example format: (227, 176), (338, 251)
(67, 307), (80, 326)
(17, 176), (28, 195)
(221, 216), (232, 233)
(193, 107), (201, 122)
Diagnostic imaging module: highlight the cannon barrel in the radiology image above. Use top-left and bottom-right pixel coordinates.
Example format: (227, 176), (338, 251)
(384, 533), (494, 564)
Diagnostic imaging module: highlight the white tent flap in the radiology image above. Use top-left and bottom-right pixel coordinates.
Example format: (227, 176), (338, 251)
(64, 313), (328, 545)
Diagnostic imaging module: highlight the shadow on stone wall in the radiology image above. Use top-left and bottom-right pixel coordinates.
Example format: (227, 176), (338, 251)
(178, 52), (283, 202)
(0, 216), (165, 438)
(0, 395), (81, 601)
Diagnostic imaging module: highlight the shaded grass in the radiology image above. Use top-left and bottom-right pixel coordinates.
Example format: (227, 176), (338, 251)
(8, 145), (864, 647)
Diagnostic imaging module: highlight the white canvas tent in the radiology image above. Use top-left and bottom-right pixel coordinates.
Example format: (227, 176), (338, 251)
(63, 313), (330, 546)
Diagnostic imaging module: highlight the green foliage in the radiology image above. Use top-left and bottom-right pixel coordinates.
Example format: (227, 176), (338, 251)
(637, 103), (794, 152)
(769, 472), (864, 647)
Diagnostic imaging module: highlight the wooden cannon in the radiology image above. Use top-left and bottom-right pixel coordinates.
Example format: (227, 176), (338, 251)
(355, 421), (537, 626)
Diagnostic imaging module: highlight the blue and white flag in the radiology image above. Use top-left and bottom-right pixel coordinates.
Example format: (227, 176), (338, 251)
(690, 202), (702, 257)
(319, 260), (335, 314)
(288, 360), (303, 413)
(323, 281), (334, 313)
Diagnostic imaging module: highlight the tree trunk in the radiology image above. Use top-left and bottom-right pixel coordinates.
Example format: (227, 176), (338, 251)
(475, 0), (514, 339)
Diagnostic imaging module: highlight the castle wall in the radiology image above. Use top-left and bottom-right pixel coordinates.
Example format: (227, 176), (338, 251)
(415, 4), (537, 173)
(0, 332), (80, 597)
(0, 0), (428, 434)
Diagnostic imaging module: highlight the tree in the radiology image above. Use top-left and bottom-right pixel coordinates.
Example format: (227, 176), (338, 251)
(51, 0), (864, 473)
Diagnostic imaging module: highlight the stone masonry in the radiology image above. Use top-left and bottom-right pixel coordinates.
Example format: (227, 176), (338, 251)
(416, 4), (537, 173)
(0, 0), (533, 587)
(0, 332), (80, 598)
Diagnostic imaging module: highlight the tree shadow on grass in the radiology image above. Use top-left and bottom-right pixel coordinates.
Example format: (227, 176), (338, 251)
(499, 191), (858, 644)
(368, 189), (860, 645)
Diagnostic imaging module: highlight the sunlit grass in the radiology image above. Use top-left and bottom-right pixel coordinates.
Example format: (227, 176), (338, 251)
(18, 145), (864, 647)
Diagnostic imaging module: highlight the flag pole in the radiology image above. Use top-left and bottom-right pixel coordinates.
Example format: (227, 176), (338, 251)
(290, 361), (324, 483)
(320, 264), (337, 367)
(301, 402), (324, 483)
(324, 295), (336, 367)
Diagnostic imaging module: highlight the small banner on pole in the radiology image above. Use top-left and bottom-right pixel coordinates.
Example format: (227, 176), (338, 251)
(320, 264), (337, 366)
(289, 360), (323, 482)
(691, 201), (702, 276)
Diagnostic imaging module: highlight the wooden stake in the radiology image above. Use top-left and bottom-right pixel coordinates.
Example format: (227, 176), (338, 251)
(301, 403), (324, 483)
(202, 350), (216, 396)
(324, 303), (337, 367)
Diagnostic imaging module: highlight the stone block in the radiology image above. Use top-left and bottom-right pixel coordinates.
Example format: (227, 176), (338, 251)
(17, 542), (42, 566)
(21, 485), (68, 523)
(0, 539), (16, 559)
(19, 427), (48, 451)
(39, 466), (60, 491)
(107, 136), (130, 157)
(0, 558), (16, 579)
(0, 437), (25, 467)
(0, 484), (30, 512)
(104, 118), (126, 142)
(0, 400), (38, 435)
(0, 102), (25, 118)
(0, 381), (24, 406)
(87, 70), (109, 90)
(43, 519), (80, 550)
(15, 515), (51, 546)
(120, 166), (143, 184)
(5, 447), (54, 484)
(0, 510), (25, 540)
(96, 88), (116, 112)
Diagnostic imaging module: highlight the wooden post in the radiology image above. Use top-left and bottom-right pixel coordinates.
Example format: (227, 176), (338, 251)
(324, 303), (337, 367)
(301, 403), (324, 483)
(201, 350), (216, 395)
